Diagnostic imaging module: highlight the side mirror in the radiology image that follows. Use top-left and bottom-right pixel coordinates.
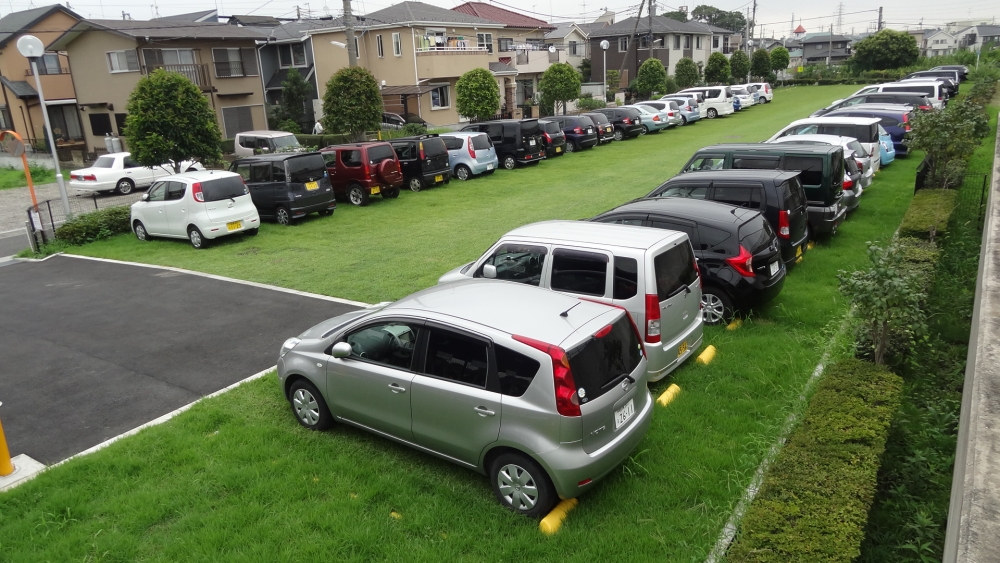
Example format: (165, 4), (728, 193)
(483, 264), (497, 279)
(331, 341), (352, 358)
(141, 193), (149, 201)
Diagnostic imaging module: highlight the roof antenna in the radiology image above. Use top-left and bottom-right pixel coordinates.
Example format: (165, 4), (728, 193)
(559, 302), (581, 317)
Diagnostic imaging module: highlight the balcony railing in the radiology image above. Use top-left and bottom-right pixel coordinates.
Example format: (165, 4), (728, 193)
(415, 45), (489, 53)
(26, 66), (70, 76)
(145, 64), (211, 89)
(214, 61), (246, 78)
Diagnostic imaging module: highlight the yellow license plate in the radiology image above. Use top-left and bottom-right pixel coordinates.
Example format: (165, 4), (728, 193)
(556, 146), (562, 153)
(305, 181), (319, 191)
(435, 175), (443, 182)
(677, 341), (688, 358)
(371, 186), (380, 194)
(226, 221), (242, 232)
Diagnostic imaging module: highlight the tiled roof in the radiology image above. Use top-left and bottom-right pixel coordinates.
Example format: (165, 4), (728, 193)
(365, 1), (500, 27)
(0, 5), (80, 48)
(267, 18), (342, 40)
(451, 2), (555, 30)
(155, 10), (218, 22)
(588, 15), (712, 37)
(49, 18), (269, 49)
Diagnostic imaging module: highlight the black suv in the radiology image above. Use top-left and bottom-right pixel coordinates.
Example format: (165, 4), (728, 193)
(811, 92), (932, 116)
(593, 107), (644, 140)
(550, 115), (599, 152)
(230, 152), (336, 225)
(582, 111), (615, 144)
(461, 119), (545, 169)
(537, 119), (567, 157)
(592, 198), (786, 324)
(644, 170), (810, 266)
(388, 135), (451, 191)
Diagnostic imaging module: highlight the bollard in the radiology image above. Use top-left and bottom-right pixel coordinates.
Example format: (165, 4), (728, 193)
(657, 384), (682, 407)
(0, 402), (13, 477)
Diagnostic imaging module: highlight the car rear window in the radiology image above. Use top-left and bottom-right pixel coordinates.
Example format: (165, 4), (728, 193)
(443, 137), (464, 150)
(367, 144), (396, 164)
(551, 248), (608, 296)
(93, 156), (116, 168)
(586, 113), (609, 125)
(200, 175), (247, 202)
(541, 121), (560, 134)
(421, 138), (447, 157)
(783, 156), (824, 186)
(781, 177), (806, 210)
(738, 216), (774, 253)
(566, 315), (643, 403)
(653, 243), (698, 301)
(520, 120), (540, 137)
(471, 135), (492, 150)
(286, 154), (327, 183)
(623, 108), (642, 119)
(847, 140), (868, 158)
(495, 344), (540, 397)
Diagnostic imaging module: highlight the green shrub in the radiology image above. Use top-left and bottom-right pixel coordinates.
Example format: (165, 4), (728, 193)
(401, 123), (427, 136)
(895, 236), (940, 295)
(898, 189), (959, 241)
(576, 94), (606, 111)
(295, 134), (324, 148)
(727, 359), (903, 563)
(276, 119), (301, 134)
(220, 138), (235, 154)
(55, 206), (132, 245)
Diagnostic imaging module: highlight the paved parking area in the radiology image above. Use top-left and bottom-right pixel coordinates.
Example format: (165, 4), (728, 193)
(0, 255), (361, 464)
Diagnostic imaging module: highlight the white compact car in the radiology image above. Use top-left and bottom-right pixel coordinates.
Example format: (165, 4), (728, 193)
(70, 152), (204, 195)
(130, 170), (260, 249)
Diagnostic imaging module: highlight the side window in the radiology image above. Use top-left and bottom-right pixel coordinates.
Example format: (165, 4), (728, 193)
(655, 184), (709, 198)
(272, 162), (287, 182)
(648, 219), (697, 246)
(249, 163), (270, 183)
(234, 163), (251, 180)
(321, 152), (337, 166)
(550, 248), (609, 296)
(345, 321), (418, 370)
(423, 327), (489, 388)
(880, 116), (900, 127)
(608, 218), (644, 226)
(503, 123), (518, 143)
(475, 243), (547, 286)
(393, 144), (413, 160)
(685, 155), (725, 172)
(487, 124), (503, 142)
(495, 345), (540, 397)
(147, 182), (166, 201)
(341, 150), (363, 167)
(698, 225), (732, 253)
(238, 136), (256, 148)
(713, 185), (763, 209)
(783, 156), (824, 186)
(123, 157), (141, 169)
(613, 256), (638, 300)
(165, 181), (186, 201)
(732, 156), (779, 170)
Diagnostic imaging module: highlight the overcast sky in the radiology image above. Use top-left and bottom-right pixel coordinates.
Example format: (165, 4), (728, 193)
(7, 0), (998, 37)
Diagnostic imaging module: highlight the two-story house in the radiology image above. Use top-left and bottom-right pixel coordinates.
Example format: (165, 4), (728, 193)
(956, 25), (1000, 52)
(546, 22), (591, 73)
(589, 15), (714, 83)
(49, 19), (269, 151)
(800, 32), (851, 66)
(256, 19), (331, 131)
(0, 5), (83, 153)
(686, 21), (734, 55)
(922, 29), (959, 57)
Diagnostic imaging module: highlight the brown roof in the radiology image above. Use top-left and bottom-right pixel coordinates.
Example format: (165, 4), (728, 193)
(451, 2), (555, 30)
(794, 25), (806, 33)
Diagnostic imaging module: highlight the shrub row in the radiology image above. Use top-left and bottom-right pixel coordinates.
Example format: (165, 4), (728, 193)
(897, 189), (959, 241)
(54, 206), (132, 245)
(727, 359), (903, 563)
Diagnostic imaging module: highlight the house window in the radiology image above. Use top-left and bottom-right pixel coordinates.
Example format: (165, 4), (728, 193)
(639, 35), (650, 50)
(499, 38), (514, 51)
(277, 43), (307, 67)
(618, 36), (628, 52)
(89, 113), (113, 136)
(37, 54), (63, 75)
(107, 50), (139, 72)
(114, 113), (128, 135)
(47, 105), (83, 142)
(393, 32), (402, 56)
(377, 34), (384, 58)
(713, 36), (719, 48)
(222, 106), (256, 139)
(569, 40), (577, 55)
(142, 48), (196, 67)
(477, 32), (493, 53)
(212, 48), (258, 77)
(684, 35), (692, 48)
(674, 35), (681, 49)
(696, 36), (702, 49)
(430, 84), (450, 109)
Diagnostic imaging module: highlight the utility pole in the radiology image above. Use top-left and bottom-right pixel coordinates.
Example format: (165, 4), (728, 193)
(750, 0), (757, 51)
(877, 7), (883, 31)
(827, 24), (833, 66)
(647, 0), (653, 59)
(343, 0), (357, 67)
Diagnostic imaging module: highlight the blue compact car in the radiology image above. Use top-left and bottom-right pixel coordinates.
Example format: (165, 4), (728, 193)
(878, 126), (896, 167)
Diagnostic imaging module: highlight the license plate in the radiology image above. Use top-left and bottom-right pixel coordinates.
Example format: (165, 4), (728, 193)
(305, 181), (319, 191)
(529, 139), (536, 146)
(555, 147), (562, 153)
(614, 399), (635, 430)
(587, 128), (593, 134)
(435, 175), (443, 182)
(226, 221), (242, 232)
(677, 341), (688, 358)
(769, 261), (779, 276)
(371, 186), (380, 194)
(486, 163), (494, 170)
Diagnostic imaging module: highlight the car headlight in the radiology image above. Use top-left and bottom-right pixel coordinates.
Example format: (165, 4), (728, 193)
(279, 337), (301, 358)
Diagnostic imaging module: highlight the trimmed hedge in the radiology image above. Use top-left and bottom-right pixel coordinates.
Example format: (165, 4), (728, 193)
(898, 189), (959, 241)
(896, 236), (941, 296)
(55, 206), (132, 245)
(727, 359), (903, 563)
(221, 138), (235, 154)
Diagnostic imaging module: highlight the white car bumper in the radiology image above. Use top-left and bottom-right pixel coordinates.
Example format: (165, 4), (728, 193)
(70, 180), (117, 193)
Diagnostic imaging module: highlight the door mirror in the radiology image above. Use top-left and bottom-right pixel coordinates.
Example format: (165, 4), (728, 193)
(483, 264), (497, 279)
(331, 341), (352, 358)
(141, 192), (149, 202)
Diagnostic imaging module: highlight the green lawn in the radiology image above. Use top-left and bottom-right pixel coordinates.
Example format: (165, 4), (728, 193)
(0, 165), (55, 190)
(0, 85), (920, 562)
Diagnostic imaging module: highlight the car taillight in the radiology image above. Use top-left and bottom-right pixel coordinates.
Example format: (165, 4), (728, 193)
(856, 159), (864, 169)
(920, 105), (930, 110)
(685, 105), (691, 111)
(467, 140), (475, 158)
(573, 126), (582, 134)
(668, 111), (674, 117)
(844, 175), (854, 189)
(543, 132), (552, 142)
(644, 294), (661, 343)
(652, 115), (660, 122)
(692, 258), (703, 292)
(363, 160), (371, 179)
(512, 334), (580, 417)
(623, 117), (631, 124)
(726, 245), (755, 278)
(83, 174), (97, 181)
(777, 210), (790, 239)
(903, 113), (911, 131)
(418, 141), (425, 160)
(938, 95), (943, 100)
(192, 182), (204, 202)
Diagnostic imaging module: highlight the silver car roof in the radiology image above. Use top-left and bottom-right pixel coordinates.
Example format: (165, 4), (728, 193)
(503, 220), (686, 249)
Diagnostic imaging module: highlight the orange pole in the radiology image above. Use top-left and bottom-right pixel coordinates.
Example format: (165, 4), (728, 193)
(0, 130), (38, 210)
(0, 415), (13, 477)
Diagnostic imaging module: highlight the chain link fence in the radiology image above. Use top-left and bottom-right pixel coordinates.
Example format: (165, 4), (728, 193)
(953, 173), (990, 233)
(26, 191), (143, 249)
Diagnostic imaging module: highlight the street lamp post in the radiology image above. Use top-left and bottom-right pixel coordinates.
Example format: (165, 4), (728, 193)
(17, 35), (71, 219)
(600, 40), (610, 102)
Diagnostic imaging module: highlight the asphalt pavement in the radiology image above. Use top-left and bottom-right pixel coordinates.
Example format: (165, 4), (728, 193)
(0, 255), (361, 464)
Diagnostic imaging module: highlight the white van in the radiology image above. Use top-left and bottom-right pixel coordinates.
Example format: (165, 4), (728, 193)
(850, 82), (947, 109)
(746, 82), (773, 103)
(438, 220), (704, 381)
(234, 130), (303, 157)
(678, 86), (734, 119)
(767, 117), (883, 172)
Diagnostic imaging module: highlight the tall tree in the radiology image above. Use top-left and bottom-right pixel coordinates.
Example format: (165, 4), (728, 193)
(578, 58), (592, 82)
(674, 57), (700, 88)
(730, 50), (751, 81)
(850, 29), (920, 71)
(455, 67), (500, 121)
(635, 58), (668, 98)
(278, 67), (310, 128)
(124, 69), (221, 173)
(539, 62), (581, 115)
(691, 5), (746, 32)
(704, 51), (731, 83)
(321, 67), (383, 141)
(770, 46), (790, 74)
(662, 10), (688, 22)
(750, 49), (772, 79)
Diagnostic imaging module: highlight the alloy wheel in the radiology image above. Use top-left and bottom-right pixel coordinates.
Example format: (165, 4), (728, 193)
(134, 222), (147, 241)
(349, 188), (364, 205)
(702, 293), (726, 324)
(496, 463), (539, 511)
(276, 207), (290, 225)
(117, 179), (134, 194)
(292, 388), (320, 426)
(503, 156), (516, 170)
(456, 165), (470, 180)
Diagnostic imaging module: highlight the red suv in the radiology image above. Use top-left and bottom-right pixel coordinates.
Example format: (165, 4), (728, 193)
(320, 142), (404, 206)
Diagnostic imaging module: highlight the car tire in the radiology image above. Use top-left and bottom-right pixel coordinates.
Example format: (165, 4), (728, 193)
(613, 128), (624, 141)
(681, 115), (688, 125)
(133, 220), (149, 241)
(188, 226), (208, 249)
(707, 108), (718, 119)
(288, 379), (334, 431)
(701, 287), (735, 325)
(382, 187), (400, 198)
(489, 451), (557, 517)
(502, 156), (517, 170)
(640, 125), (649, 135)
(348, 185), (370, 206)
(564, 142), (575, 153)
(275, 206), (292, 226)
(408, 177), (423, 192)
(116, 178), (135, 195)
(455, 164), (471, 181)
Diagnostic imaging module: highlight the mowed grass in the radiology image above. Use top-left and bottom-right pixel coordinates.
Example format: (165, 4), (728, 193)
(0, 85), (920, 562)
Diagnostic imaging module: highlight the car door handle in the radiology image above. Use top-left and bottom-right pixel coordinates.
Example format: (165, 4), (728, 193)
(388, 383), (406, 394)
(474, 406), (495, 417)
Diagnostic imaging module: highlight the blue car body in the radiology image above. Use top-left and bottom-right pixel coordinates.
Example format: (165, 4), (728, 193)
(825, 108), (911, 156)
(878, 128), (896, 167)
(733, 97), (742, 111)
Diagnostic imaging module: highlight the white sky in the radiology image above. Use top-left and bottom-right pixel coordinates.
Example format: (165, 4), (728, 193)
(6, 0), (998, 37)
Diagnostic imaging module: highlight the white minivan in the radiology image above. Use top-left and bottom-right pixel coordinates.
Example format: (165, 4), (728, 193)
(678, 86), (734, 119)
(767, 116), (883, 173)
(234, 130), (303, 156)
(438, 220), (704, 381)
(850, 82), (947, 109)
(131, 170), (260, 249)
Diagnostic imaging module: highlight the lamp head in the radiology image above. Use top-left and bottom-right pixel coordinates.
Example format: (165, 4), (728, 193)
(600, 39), (610, 50)
(17, 35), (45, 59)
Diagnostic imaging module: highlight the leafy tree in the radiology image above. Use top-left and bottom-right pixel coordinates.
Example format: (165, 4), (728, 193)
(576, 94), (606, 111)
(908, 98), (990, 189)
(704, 51), (730, 83)
(123, 69), (221, 173)
(730, 50), (750, 81)
(770, 46), (790, 73)
(539, 62), (581, 115)
(321, 66), (383, 141)
(691, 5), (746, 32)
(662, 9), (688, 22)
(578, 58), (592, 81)
(276, 67), (310, 128)
(673, 57), (699, 88)
(635, 58), (668, 98)
(850, 29), (920, 71)
(605, 69), (620, 101)
(276, 119), (301, 134)
(455, 67), (500, 121)
(750, 49), (772, 79)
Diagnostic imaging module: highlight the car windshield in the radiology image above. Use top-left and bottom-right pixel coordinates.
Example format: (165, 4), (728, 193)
(92, 156), (116, 168)
(471, 135), (492, 150)
(367, 144), (396, 164)
(272, 135), (300, 149)
(200, 175), (247, 202)
(286, 154), (327, 183)
(566, 315), (642, 402)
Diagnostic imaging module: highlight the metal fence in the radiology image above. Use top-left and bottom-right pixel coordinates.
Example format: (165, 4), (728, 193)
(953, 173), (990, 232)
(26, 191), (143, 246)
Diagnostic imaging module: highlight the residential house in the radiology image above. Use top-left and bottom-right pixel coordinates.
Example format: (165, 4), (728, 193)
(0, 5), (83, 153)
(545, 23), (590, 75)
(907, 28), (933, 55)
(956, 25), (1000, 51)
(945, 19), (997, 35)
(800, 32), (851, 66)
(923, 29), (959, 57)
(155, 10), (219, 23)
(256, 19), (332, 130)
(228, 15), (283, 27)
(49, 19), (269, 150)
(588, 15), (715, 84)
(686, 21), (734, 55)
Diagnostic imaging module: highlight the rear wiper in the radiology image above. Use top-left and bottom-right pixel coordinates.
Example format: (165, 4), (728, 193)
(666, 284), (689, 299)
(602, 373), (636, 390)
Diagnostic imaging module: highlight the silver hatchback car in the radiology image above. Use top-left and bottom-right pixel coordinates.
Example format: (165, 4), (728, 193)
(440, 132), (499, 181)
(277, 280), (652, 516)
